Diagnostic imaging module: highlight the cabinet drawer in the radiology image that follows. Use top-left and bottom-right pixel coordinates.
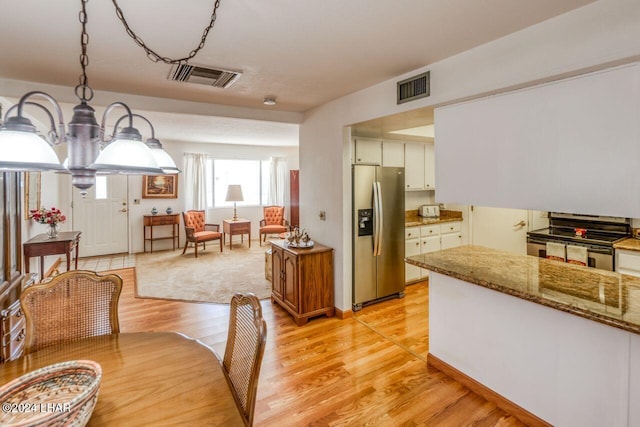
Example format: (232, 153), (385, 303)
(420, 225), (440, 237)
(151, 217), (176, 225)
(2, 326), (25, 362)
(2, 300), (23, 335)
(405, 227), (420, 240)
(231, 224), (250, 233)
(440, 222), (461, 234)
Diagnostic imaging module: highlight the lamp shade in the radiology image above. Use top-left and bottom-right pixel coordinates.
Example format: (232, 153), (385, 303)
(145, 138), (180, 174)
(0, 130), (64, 171)
(225, 185), (244, 202)
(92, 127), (163, 174)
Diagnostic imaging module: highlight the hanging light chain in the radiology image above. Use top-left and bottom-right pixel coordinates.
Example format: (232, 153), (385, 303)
(76, 0), (94, 102)
(112, 0), (221, 64)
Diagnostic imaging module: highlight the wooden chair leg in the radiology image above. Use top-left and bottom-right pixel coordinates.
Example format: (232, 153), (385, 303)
(195, 241), (198, 258)
(182, 242), (188, 255)
(219, 238), (223, 252)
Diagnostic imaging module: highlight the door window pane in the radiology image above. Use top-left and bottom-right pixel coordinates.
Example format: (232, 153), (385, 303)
(95, 176), (107, 200)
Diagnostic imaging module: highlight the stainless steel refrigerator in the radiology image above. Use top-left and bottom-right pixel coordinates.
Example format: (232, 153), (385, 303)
(352, 165), (405, 311)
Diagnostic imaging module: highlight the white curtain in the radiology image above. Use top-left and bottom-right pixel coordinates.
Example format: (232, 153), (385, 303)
(183, 153), (208, 210)
(269, 157), (288, 206)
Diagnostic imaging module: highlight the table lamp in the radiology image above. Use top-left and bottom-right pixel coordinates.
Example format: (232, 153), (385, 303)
(225, 185), (244, 221)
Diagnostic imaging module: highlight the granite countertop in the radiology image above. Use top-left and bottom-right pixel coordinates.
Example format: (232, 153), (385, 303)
(406, 245), (640, 335)
(405, 209), (463, 227)
(614, 237), (640, 252)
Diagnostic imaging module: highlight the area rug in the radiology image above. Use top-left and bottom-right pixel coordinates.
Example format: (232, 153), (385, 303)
(134, 241), (272, 304)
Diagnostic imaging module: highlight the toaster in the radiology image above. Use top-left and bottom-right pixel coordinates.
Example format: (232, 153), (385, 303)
(419, 204), (440, 218)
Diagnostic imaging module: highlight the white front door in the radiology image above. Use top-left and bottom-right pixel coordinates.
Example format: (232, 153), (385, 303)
(471, 206), (528, 254)
(72, 175), (129, 257)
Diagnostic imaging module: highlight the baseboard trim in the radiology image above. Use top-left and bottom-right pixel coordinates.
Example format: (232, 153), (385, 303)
(427, 354), (551, 427)
(335, 307), (352, 320)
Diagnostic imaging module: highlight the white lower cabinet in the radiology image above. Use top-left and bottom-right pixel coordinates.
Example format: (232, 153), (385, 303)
(405, 221), (463, 283)
(440, 222), (462, 250)
(616, 249), (640, 277)
(405, 228), (421, 282)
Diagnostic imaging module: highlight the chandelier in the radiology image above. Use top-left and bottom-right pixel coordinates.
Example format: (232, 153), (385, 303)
(0, 0), (222, 194)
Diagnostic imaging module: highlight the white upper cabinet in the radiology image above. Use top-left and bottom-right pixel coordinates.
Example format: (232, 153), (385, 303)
(353, 138), (382, 165)
(404, 142), (425, 190)
(382, 141), (405, 167)
(424, 142), (435, 190)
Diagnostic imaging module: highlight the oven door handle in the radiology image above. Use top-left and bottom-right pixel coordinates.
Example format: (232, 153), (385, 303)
(584, 246), (613, 255)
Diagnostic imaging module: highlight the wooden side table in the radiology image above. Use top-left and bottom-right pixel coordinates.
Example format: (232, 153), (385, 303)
(23, 231), (82, 281)
(270, 240), (334, 325)
(143, 214), (180, 253)
(223, 219), (251, 250)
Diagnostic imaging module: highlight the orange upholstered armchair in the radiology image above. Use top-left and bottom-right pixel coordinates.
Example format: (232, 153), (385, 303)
(182, 210), (223, 257)
(259, 206), (289, 246)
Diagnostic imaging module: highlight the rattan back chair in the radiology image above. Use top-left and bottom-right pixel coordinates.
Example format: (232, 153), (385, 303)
(20, 270), (123, 355)
(221, 293), (267, 426)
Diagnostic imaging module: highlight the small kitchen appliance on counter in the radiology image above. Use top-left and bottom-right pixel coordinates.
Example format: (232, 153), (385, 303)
(418, 204), (440, 218)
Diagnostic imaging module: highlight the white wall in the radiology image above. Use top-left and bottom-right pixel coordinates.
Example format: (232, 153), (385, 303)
(436, 63), (640, 217)
(299, 0), (640, 311)
(430, 272), (632, 426)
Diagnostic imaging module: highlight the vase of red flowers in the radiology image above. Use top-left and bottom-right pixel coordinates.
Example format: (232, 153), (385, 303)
(30, 206), (66, 239)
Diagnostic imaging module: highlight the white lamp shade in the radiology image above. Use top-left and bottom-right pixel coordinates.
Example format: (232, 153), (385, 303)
(92, 138), (163, 174)
(150, 147), (180, 174)
(225, 184), (244, 202)
(0, 130), (64, 171)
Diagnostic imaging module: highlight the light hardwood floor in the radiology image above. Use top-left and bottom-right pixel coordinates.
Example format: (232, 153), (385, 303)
(110, 268), (525, 426)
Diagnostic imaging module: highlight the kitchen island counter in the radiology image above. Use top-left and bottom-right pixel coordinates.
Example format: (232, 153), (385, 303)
(408, 245), (640, 427)
(406, 245), (640, 334)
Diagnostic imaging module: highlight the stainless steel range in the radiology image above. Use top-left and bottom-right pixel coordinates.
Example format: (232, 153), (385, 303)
(526, 212), (631, 271)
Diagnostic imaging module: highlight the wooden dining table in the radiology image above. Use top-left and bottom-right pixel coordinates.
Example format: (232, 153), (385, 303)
(0, 332), (244, 426)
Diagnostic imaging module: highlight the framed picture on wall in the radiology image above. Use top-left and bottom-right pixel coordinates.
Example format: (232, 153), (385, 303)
(24, 171), (41, 219)
(142, 174), (178, 198)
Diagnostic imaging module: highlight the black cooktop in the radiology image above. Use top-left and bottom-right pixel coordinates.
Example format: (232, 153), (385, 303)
(527, 227), (626, 245)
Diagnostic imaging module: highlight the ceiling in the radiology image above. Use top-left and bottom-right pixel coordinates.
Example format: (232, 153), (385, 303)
(0, 0), (596, 145)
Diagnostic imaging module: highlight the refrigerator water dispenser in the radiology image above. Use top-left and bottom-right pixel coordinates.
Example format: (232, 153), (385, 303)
(358, 209), (373, 236)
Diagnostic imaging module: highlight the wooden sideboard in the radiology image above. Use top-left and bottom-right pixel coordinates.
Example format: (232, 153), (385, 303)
(270, 240), (334, 325)
(143, 214), (180, 253)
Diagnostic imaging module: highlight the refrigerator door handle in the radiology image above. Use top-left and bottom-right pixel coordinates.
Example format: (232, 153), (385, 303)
(376, 181), (383, 256)
(372, 181), (380, 256)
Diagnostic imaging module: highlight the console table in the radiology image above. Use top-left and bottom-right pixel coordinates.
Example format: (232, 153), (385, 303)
(143, 214), (180, 253)
(23, 231), (82, 280)
(223, 219), (251, 250)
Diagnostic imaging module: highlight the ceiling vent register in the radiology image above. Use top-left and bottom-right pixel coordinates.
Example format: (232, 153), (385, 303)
(397, 71), (430, 104)
(168, 64), (241, 88)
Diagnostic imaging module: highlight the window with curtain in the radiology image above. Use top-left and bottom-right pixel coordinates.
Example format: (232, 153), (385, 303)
(204, 158), (270, 208)
(184, 154), (287, 209)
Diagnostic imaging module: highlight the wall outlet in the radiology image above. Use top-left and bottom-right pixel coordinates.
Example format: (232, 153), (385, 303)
(133, 199), (140, 205)
(319, 211), (326, 221)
